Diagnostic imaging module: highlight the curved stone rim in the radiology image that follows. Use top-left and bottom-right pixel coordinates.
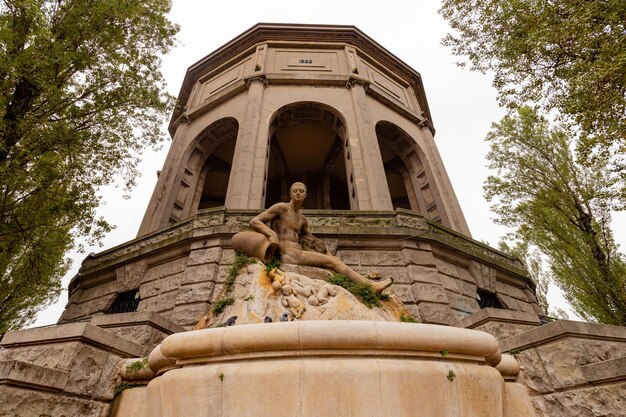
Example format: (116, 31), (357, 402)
(152, 321), (501, 372)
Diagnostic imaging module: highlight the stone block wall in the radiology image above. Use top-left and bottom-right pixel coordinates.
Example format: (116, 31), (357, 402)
(0, 313), (182, 417)
(59, 209), (539, 330)
(499, 320), (626, 417)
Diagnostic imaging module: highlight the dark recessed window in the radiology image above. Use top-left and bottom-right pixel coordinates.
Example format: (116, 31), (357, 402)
(477, 289), (504, 309)
(106, 290), (140, 314)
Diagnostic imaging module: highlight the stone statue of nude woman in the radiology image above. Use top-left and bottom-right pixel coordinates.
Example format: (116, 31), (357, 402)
(231, 182), (393, 293)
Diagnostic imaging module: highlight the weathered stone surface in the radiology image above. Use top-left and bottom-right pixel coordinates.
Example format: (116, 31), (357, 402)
(279, 264), (333, 281)
(109, 386), (147, 417)
(516, 348), (555, 394)
(450, 308), (471, 322)
(215, 264), (231, 284)
(536, 338), (626, 390)
(219, 248), (236, 265)
(477, 322), (539, 341)
(453, 308), (541, 340)
(468, 261), (496, 293)
(175, 282), (215, 304)
(401, 248), (436, 267)
(456, 266), (475, 284)
(206, 263), (404, 326)
(417, 302), (454, 325)
(391, 284), (415, 304)
(0, 360), (69, 391)
(140, 272), (184, 298)
(359, 250), (404, 266)
(344, 216), (395, 227)
(532, 382), (626, 417)
(115, 260), (148, 292)
(0, 385), (109, 417)
(503, 283), (528, 301)
(0, 342), (122, 400)
(77, 280), (118, 303)
(439, 273), (461, 293)
(138, 291), (177, 313)
(412, 283), (448, 304)
(1, 323), (142, 358)
(434, 259), (459, 278)
(90, 311), (185, 335)
(142, 257), (188, 283)
(163, 302), (210, 328)
(183, 263), (219, 285)
(335, 249), (360, 265)
(517, 301), (537, 314)
(407, 265), (440, 284)
(446, 291), (479, 314)
(402, 303), (422, 322)
(306, 216), (341, 227)
(99, 325), (169, 356)
(581, 357), (626, 384)
(458, 280), (478, 298)
(60, 293), (116, 321)
(498, 294), (520, 310)
(187, 247), (222, 266)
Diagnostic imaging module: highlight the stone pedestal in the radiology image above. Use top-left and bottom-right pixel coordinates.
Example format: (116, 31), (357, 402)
(139, 321), (529, 417)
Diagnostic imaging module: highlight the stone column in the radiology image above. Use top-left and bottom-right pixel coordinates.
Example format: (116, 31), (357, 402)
(225, 76), (268, 209)
(138, 115), (192, 236)
(418, 123), (471, 236)
(346, 78), (393, 210)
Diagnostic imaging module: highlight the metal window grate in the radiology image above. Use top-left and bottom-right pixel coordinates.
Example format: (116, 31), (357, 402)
(106, 290), (140, 314)
(477, 289), (504, 309)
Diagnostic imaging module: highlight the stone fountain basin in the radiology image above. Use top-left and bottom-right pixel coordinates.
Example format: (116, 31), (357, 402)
(146, 320), (504, 417)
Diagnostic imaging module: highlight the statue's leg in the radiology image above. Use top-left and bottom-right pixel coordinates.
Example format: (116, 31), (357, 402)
(299, 251), (393, 293)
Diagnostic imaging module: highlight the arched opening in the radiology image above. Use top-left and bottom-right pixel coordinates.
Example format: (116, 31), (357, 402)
(194, 118), (238, 211)
(375, 121), (442, 223)
(265, 103), (350, 210)
(169, 118), (238, 223)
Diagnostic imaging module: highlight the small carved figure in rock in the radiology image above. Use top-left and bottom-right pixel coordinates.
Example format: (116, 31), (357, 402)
(248, 182), (393, 293)
(280, 285), (305, 319)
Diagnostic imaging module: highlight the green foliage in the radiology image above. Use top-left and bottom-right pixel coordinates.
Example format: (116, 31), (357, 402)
(484, 107), (626, 325)
(447, 370), (456, 381)
(328, 274), (389, 308)
(225, 253), (255, 293)
(218, 372), (224, 381)
(0, 0), (179, 332)
(126, 357), (148, 372)
(509, 348), (521, 355)
(211, 297), (234, 315)
(440, 349), (449, 357)
(264, 252), (281, 275)
(400, 313), (418, 323)
(114, 382), (141, 397)
(440, 0), (626, 171)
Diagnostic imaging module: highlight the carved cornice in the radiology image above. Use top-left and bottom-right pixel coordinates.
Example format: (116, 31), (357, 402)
(169, 24), (434, 135)
(244, 74), (269, 89)
(345, 76), (370, 91)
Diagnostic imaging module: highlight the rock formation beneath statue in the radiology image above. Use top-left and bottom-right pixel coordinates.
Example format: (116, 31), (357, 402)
(195, 262), (408, 329)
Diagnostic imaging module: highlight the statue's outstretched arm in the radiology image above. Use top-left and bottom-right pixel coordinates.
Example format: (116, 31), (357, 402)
(250, 204), (285, 245)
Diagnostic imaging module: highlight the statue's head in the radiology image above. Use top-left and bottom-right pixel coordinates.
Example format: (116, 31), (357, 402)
(290, 182), (307, 201)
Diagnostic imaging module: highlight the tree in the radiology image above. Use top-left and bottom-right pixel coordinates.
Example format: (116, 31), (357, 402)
(440, 0), (626, 183)
(498, 240), (569, 319)
(0, 0), (178, 333)
(498, 241), (549, 315)
(484, 107), (626, 325)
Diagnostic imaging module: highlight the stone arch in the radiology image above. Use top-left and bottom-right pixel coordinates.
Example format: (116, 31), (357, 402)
(264, 102), (352, 210)
(170, 117), (239, 223)
(375, 121), (442, 223)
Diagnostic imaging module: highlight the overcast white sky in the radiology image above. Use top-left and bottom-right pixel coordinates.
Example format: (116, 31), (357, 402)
(31, 0), (625, 326)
